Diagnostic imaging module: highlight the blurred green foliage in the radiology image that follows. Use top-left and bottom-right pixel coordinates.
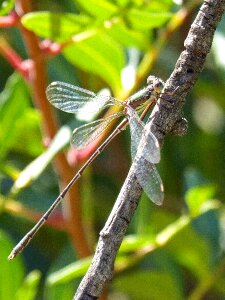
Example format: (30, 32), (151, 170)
(0, 0), (225, 299)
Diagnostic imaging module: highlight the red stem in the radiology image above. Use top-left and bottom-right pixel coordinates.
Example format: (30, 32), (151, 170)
(0, 39), (30, 79)
(13, 0), (91, 258)
(0, 10), (19, 27)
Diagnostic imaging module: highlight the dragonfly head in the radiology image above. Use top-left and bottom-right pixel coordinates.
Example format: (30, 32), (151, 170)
(147, 75), (164, 94)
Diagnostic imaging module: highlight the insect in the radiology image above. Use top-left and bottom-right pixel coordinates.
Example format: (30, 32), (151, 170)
(8, 75), (164, 260)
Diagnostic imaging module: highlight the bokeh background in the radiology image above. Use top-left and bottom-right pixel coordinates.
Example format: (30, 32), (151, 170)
(0, 1), (225, 299)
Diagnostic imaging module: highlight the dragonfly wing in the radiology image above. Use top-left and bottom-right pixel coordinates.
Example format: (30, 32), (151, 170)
(138, 122), (160, 164)
(46, 81), (123, 114)
(127, 107), (160, 164)
(72, 112), (124, 149)
(127, 107), (163, 204)
(134, 156), (164, 205)
(127, 107), (145, 161)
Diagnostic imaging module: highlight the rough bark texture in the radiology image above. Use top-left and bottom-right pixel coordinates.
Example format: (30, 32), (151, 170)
(74, 0), (225, 299)
(152, 0), (225, 142)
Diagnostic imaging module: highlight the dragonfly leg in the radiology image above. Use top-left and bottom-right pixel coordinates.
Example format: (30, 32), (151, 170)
(158, 86), (180, 109)
(139, 100), (155, 121)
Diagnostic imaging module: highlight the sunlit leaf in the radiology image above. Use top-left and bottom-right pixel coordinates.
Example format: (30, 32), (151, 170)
(74, 0), (118, 19)
(115, 0), (130, 7)
(63, 33), (125, 93)
(127, 10), (173, 30)
(108, 20), (150, 50)
(119, 235), (152, 253)
(21, 12), (91, 42)
(185, 185), (217, 216)
(0, 0), (14, 16)
(144, 0), (174, 12)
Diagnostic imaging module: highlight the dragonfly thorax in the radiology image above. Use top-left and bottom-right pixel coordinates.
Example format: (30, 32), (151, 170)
(127, 76), (164, 111)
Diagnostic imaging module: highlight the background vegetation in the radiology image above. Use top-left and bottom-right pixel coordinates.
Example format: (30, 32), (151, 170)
(0, 0), (224, 299)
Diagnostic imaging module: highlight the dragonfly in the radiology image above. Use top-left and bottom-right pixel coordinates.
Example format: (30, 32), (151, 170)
(8, 75), (164, 260)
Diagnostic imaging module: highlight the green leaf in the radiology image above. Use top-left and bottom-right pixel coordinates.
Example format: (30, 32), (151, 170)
(108, 19), (150, 50)
(45, 282), (76, 300)
(21, 12), (91, 42)
(115, 0), (130, 8)
(0, 230), (24, 299)
(127, 9), (173, 30)
(12, 109), (43, 157)
(0, 73), (43, 159)
(11, 126), (71, 193)
(144, 0), (174, 12)
(16, 271), (41, 300)
(215, 276), (225, 295)
(0, 0), (14, 16)
(63, 33), (125, 93)
(0, 73), (30, 159)
(166, 226), (211, 280)
(113, 271), (183, 300)
(119, 234), (155, 253)
(46, 257), (91, 286)
(74, 0), (118, 19)
(44, 245), (81, 299)
(185, 185), (217, 216)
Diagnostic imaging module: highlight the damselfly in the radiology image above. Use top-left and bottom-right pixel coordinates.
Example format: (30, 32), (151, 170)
(8, 75), (164, 260)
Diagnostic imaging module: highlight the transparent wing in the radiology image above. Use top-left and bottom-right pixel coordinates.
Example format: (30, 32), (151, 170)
(127, 107), (163, 205)
(134, 156), (164, 205)
(127, 108), (145, 161)
(127, 107), (160, 164)
(136, 121), (160, 164)
(72, 112), (124, 149)
(46, 81), (123, 114)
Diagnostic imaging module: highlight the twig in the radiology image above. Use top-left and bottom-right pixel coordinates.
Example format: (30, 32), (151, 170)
(74, 0), (225, 298)
(152, 0), (225, 140)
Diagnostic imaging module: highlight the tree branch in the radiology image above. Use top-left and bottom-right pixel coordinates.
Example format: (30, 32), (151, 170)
(74, 0), (225, 299)
(153, 0), (225, 141)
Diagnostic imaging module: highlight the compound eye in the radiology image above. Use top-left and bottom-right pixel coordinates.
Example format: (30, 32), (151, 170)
(157, 81), (163, 89)
(158, 79), (165, 88)
(147, 75), (156, 85)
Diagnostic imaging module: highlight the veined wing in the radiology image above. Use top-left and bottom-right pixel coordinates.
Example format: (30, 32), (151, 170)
(126, 107), (163, 205)
(72, 112), (124, 149)
(134, 156), (164, 205)
(46, 81), (123, 114)
(127, 107), (160, 164)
